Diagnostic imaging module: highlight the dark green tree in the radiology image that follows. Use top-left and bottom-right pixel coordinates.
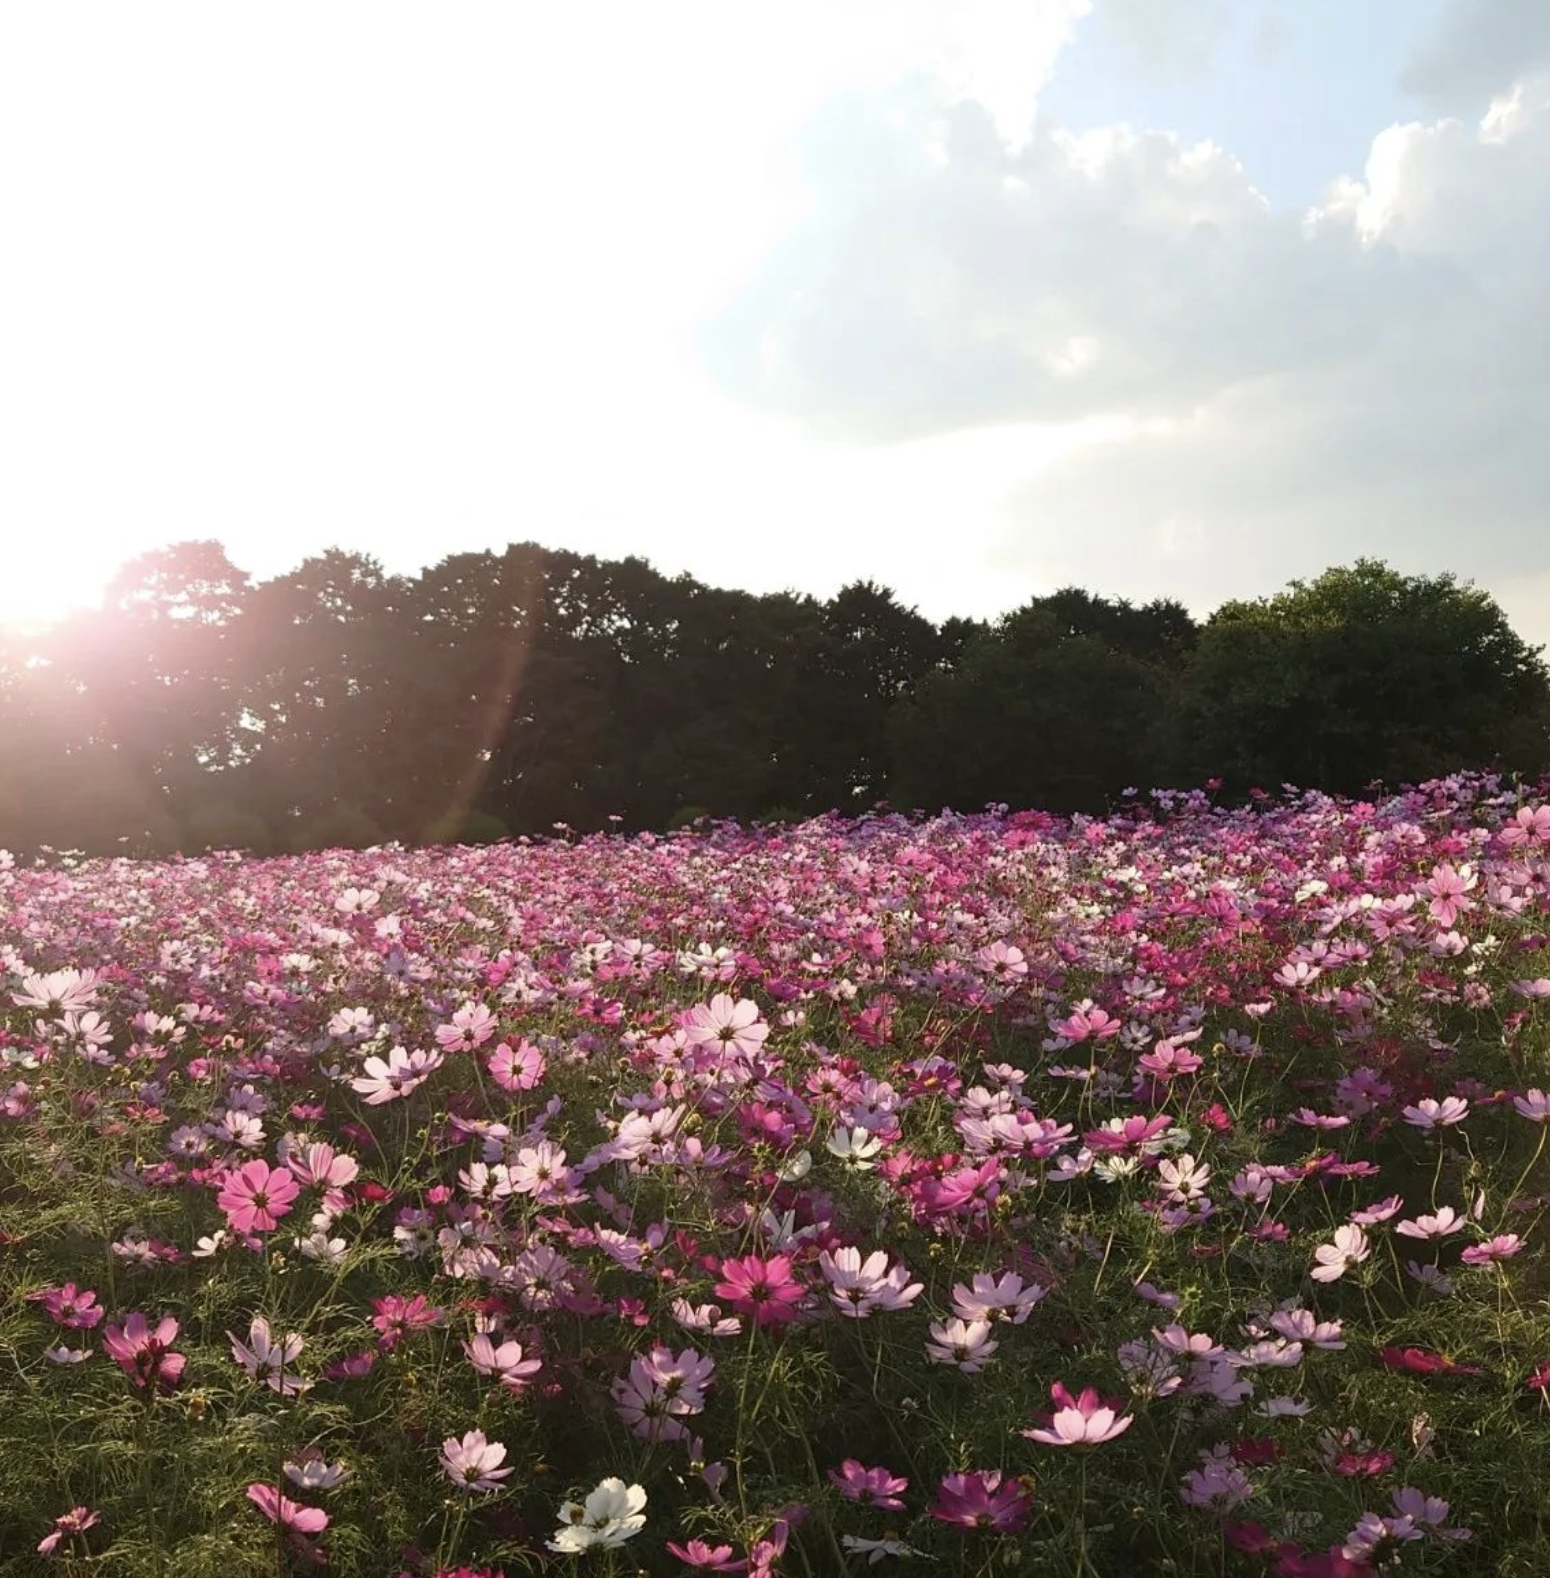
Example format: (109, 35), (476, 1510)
(1178, 560), (1550, 794)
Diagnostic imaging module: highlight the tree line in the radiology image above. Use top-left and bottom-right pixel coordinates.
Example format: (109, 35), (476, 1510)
(1, 541), (1546, 857)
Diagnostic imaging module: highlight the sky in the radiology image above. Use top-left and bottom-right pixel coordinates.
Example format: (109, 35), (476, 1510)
(3, 0), (1550, 651)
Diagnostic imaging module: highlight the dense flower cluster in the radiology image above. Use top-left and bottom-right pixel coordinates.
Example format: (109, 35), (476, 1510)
(4, 775), (1550, 1572)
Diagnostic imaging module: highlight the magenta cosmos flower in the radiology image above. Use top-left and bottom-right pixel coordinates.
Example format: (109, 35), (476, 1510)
(102, 1312), (185, 1392)
(216, 1158), (300, 1234)
(27, 1282), (104, 1329)
(928, 1470), (1034, 1532)
(1021, 1382), (1134, 1448)
(712, 1254), (805, 1327)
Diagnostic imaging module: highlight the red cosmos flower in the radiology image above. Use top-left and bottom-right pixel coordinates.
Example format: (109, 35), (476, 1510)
(1524, 1359), (1550, 1391)
(1378, 1346), (1484, 1378)
(1333, 1450), (1395, 1479)
(712, 1254), (805, 1327)
(1224, 1521), (1277, 1554)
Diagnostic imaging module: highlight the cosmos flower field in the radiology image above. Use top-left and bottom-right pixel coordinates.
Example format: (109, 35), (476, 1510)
(4, 778), (1550, 1576)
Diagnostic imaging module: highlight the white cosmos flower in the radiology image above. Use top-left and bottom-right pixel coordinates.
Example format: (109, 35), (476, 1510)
(545, 1477), (647, 1552)
(776, 1148), (813, 1182)
(826, 1127), (883, 1169)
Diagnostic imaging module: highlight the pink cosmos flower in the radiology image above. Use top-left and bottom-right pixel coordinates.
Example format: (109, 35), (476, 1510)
(488, 1039), (546, 1091)
(1311, 1224), (1370, 1282)
(712, 1254), (805, 1327)
(440, 1429), (513, 1493)
(1460, 1234), (1522, 1265)
(1422, 862), (1476, 927)
(102, 1312), (185, 1392)
(285, 1141), (360, 1195)
(37, 1506), (100, 1556)
(247, 1483), (329, 1534)
(217, 1158), (300, 1234)
(372, 1293), (443, 1349)
(682, 994), (769, 1060)
(27, 1282), (104, 1329)
(1342, 1512), (1421, 1562)
(665, 1540), (748, 1571)
(928, 1470), (1033, 1532)
(1021, 1382), (1134, 1448)
(435, 1001), (498, 1051)
(1501, 804), (1550, 846)
(247, 1483), (329, 1565)
(828, 1460), (908, 1511)
(1084, 1114), (1173, 1155)
(1053, 1000), (1122, 1042)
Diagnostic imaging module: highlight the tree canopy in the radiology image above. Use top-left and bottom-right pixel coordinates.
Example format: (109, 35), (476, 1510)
(0, 546), (1544, 856)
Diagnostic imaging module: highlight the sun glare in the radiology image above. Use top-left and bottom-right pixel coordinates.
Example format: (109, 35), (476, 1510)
(0, 553), (108, 632)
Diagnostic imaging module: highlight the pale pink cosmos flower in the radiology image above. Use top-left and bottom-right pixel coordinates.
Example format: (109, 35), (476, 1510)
(1342, 1512), (1421, 1562)
(950, 1271), (1047, 1325)
(283, 1451), (350, 1490)
(1512, 1089), (1550, 1123)
(818, 1247), (923, 1317)
(12, 967), (100, 1014)
(464, 1332), (543, 1391)
(441, 1429), (513, 1493)
(217, 1158), (300, 1234)
(1396, 1207), (1467, 1240)
(349, 1044), (443, 1104)
(1422, 862), (1476, 927)
(1401, 1096), (1469, 1131)
(1511, 979), (1550, 998)
(671, 1299), (743, 1338)
(1311, 1224), (1370, 1282)
(1269, 1309), (1345, 1350)
(229, 1315), (311, 1395)
(1021, 1382), (1134, 1448)
(682, 994), (769, 1060)
(284, 1141), (359, 1195)
(1349, 1194), (1404, 1227)
(924, 1318), (998, 1372)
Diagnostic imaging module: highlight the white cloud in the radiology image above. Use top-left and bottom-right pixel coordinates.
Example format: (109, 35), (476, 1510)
(1088, 0), (1232, 79)
(701, 71), (1550, 647)
(1402, 0), (1550, 109)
